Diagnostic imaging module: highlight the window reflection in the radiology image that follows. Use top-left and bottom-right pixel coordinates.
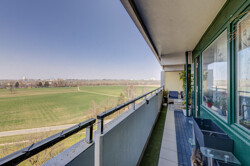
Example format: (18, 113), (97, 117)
(202, 30), (228, 121)
(236, 13), (250, 130)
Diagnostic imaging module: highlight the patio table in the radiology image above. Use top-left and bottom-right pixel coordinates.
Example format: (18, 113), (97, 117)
(200, 147), (241, 166)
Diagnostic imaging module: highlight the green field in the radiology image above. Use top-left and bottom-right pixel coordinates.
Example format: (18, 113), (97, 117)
(0, 129), (88, 164)
(0, 86), (156, 132)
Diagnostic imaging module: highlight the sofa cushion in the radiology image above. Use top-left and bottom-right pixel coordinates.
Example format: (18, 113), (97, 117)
(180, 91), (184, 99)
(169, 91), (179, 99)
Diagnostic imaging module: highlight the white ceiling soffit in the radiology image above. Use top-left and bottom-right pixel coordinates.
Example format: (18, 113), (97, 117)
(163, 65), (185, 72)
(121, 0), (226, 64)
(161, 52), (192, 66)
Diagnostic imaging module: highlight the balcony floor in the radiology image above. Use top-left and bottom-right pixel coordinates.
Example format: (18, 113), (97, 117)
(140, 104), (193, 166)
(159, 104), (193, 166)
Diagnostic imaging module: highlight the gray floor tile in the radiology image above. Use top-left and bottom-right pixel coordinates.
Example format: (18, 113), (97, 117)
(158, 158), (178, 166)
(160, 148), (178, 163)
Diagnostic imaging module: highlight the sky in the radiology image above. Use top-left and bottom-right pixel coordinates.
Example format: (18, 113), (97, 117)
(0, 0), (161, 80)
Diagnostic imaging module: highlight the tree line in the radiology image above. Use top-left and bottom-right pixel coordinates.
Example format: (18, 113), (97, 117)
(0, 79), (160, 89)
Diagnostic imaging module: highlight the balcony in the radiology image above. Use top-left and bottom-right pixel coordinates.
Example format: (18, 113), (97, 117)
(140, 104), (194, 166)
(0, 86), (199, 166)
(0, 0), (249, 165)
(0, 87), (167, 165)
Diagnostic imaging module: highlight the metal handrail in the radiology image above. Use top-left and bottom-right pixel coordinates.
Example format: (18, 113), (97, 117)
(211, 86), (250, 94)
(241, 104), (250, 120)
(0, 118), (96, 166)
(97, 86), (163, 134)
(239, 90), (250, 94)
(201, 129), (228, 136)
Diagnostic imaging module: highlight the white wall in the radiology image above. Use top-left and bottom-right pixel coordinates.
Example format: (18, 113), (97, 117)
(165, 71), (183, 92)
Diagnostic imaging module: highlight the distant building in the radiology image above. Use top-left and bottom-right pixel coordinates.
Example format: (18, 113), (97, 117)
(22, 76), (27, 81)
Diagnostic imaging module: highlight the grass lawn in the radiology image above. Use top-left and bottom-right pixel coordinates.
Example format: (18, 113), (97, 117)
(0, 129), (89, 165)
(139, 105), (168, 166)
(0, 86), (156, 131)
(0, 123), (100, 163)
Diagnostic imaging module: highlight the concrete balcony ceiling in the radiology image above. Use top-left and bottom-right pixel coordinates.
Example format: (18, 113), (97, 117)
(121, 0), (226, 69)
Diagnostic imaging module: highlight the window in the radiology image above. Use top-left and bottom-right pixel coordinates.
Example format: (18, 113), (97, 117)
(236, 12), (250, 130)
(202, 30), (228, 121)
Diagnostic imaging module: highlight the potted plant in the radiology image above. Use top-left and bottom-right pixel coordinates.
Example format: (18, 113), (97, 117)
(205, 90), (213, 108)
(217, 92), (227, 116)
(221, 99), (227, 116)
(203, 91), (208, 103)
(182, 106), (186, 115)
(206, 97), (213, 108)
(179, 71), (192, 116)
(163, 90), (169, 103)
(182, 105), (191, 116)
(212, 100), (220, 111)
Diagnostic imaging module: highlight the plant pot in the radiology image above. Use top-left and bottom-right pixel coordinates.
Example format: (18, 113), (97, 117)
(193, 118), (234, 152)
(163, 96), (168, 103)
(215, 160), (240, 166)
(183, 109), (191, 116)
(218, 109), (223, 116)
(218, 109), (227, 116)
(211, 106), (218, 112)
(207, 102), (212, 108)
(222, 109), (227, 116)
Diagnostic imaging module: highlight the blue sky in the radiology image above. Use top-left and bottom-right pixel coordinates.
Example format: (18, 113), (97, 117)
(0, 0), (161, 80)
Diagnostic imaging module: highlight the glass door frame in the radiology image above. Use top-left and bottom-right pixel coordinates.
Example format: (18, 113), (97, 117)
(194, 56), (201, 117)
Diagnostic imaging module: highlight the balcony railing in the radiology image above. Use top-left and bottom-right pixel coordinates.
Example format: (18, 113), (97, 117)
(0, 118), (96, 166)
(0, 86), (163, 166)
(95, 86), (163, 166)
(97, 86), (162, 134)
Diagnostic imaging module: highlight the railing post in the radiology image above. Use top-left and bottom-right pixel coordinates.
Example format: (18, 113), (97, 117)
(0, 118), (96, 165)
(86, 124), (93, 144)
(132, 102), (135, 110)
(144, 95), (149, 104)
(98, 118), (104, 134)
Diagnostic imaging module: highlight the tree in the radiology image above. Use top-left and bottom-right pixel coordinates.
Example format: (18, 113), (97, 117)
(124, 85), (137, 99)
(38, 82), (43, 87)
(117, 93), (126, 105)
(15, 82), (19, 88)
(9, 85), (14, 94)
(44, 81), (49, 87)
(56, 79), (65, 87)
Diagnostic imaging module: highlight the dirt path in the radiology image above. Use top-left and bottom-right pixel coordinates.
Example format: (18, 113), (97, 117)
(0, 119), (112, 138)
(0, 140), (33, 146)
(0, 124), (76, 137)
(79, 89), (120, 98)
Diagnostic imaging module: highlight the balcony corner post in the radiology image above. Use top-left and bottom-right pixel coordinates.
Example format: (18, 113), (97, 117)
(86, 124), (93, 144)
(132, 102), (135, 110)
(98, 118), (104, 134)
(161, 70), (165, 91)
